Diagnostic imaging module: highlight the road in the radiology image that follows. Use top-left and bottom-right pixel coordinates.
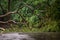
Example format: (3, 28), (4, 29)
(0, 32), (60, 40)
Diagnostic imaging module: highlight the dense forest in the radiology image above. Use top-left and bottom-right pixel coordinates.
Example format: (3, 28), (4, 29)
(0, 0), (60, 33)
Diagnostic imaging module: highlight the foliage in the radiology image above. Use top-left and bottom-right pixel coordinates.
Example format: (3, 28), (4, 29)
(0, 0), (60, 33)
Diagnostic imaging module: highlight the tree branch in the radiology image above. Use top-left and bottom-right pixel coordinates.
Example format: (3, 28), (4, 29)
(23, 2), (34, 10)
(0, 20), (17, 24)
(0, 10), (17, 17)
(0, 2), (23, 18)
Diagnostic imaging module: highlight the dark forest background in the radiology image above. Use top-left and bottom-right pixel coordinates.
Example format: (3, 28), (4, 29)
(0, 0), (60, 33)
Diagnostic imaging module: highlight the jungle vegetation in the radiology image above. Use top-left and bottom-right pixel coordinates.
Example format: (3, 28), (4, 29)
(0, 0), (60, 33)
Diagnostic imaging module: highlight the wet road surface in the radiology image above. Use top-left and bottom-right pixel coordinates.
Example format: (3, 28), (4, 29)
(0, 32), (60, 40)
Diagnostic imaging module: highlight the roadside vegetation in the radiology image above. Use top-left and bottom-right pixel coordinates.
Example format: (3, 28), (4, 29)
(0, 0), (60, 33)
